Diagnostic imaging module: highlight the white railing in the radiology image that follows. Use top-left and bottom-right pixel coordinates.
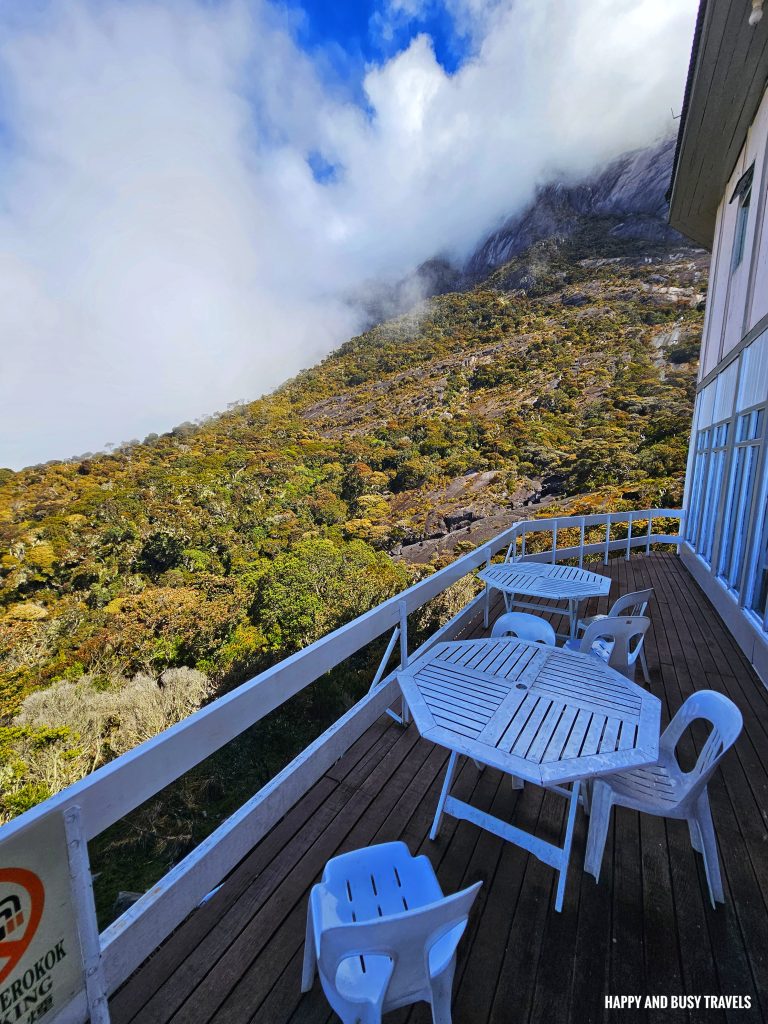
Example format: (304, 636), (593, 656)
(503, 507), (685, 565)
(0, 508), (683, 1022)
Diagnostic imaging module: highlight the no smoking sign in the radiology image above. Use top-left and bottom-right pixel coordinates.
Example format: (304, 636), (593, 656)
(0, 816), (85, 1024)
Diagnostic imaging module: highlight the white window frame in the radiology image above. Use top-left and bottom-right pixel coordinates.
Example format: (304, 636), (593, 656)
(716, 406), (765, 595)
(730, 164), (754, 273)
(688, 419), (731, 565)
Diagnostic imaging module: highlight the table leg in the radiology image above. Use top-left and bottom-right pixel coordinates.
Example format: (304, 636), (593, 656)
(568, 599), (577, 638)
(401, 694), (411, 725)
(430, 751), (459, 841)
(554, 780), (581, 913)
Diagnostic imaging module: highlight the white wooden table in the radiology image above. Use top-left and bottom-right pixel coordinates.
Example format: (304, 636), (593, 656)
(398, 637), (660, 911)
(478, 560), (612, 638)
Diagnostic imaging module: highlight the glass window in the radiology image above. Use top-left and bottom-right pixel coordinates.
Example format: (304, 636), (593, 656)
(717, 410), (763, 593)
(699, 446), (728, 563)
(686, 429), (709, 545)
(733, 182), (753, 272)
(687, 421), (731, 565)
(750, 523), (768, 623)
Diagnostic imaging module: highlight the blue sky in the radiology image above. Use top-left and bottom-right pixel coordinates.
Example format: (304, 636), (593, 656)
(287, 0), (470, 77)
(294, 0), (471, 184)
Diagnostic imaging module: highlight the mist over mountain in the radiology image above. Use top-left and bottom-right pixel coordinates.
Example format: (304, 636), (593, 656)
(0, 1), (697, 469)
(361, 137), (689, 324)
(466, 137), (684, 278)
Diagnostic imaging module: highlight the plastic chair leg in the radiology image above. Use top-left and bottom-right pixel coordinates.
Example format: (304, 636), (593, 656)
(640, 647), (650, 685)
(695, 792), (724, 906)
(688, 817), (703, 853)
(584, 782), (612, 881)
(338, 1003), (383, 1024)
(429, 962), (456, 1024)
(301, 903), (316, 992)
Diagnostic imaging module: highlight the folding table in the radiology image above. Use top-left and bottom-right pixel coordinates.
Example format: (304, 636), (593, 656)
(398, 637), (661, 911)
(478, 560), (612, 638)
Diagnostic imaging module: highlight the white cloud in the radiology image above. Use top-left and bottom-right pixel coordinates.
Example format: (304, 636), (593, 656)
(0, 0), (697, 468)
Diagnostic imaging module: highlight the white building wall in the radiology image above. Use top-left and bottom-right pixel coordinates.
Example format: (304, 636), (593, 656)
(682, 82), (768, 686)
(746, 87), (768, 330)
(697, 83), (768, 376)
(699, 191), (732, 375)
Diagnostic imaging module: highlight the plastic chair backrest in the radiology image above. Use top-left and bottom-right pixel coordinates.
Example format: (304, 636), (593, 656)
(579, 616), (650, 677)
(318, 883), (482, 1004)
(491, 612), (556, 646)
(659, 690), (743, 796)
(608, 588), (653, 618)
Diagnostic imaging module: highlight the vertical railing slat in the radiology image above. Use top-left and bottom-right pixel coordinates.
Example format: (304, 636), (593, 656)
(398, 600), (410, 724)
(65, 806), (111, 1024)
(626, 513), (633, 560)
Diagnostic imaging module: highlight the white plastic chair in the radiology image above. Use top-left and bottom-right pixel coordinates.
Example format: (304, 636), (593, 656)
(491, 611), (556, 646)
(302, 841), (481, 1024)
(577, 588), (653, 682)
(563, 615), (650, 682)
(584, 690), (743, 907)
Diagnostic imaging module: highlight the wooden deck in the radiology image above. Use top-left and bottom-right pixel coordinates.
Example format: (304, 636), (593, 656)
(109, 553), (768, 1024)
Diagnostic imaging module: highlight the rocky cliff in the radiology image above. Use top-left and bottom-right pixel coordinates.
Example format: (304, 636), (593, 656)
(361, 138), (690, 324)
(466, 137), (684, 281)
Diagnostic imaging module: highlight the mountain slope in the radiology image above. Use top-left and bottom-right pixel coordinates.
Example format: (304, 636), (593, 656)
(0, 248), (704, 704)
(0, 142), (707, 841)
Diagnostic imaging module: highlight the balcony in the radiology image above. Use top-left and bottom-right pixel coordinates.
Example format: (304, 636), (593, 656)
(3, 512), (767, 1023)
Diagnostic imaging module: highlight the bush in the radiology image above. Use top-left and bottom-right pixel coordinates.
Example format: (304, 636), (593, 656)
(1, 668), (213, 820)
(138, 532), (186, 575)
(391, 458), (438, 493)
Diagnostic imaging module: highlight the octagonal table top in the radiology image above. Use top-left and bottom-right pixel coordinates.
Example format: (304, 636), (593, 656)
(398, 637), (660, 786)
(478, 560), (612, 601)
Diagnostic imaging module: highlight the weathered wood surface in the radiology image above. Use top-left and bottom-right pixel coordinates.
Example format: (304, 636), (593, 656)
(479, 561), (612, 602)
(110, 553), (768, 1024)
(399, 636), (660, 785)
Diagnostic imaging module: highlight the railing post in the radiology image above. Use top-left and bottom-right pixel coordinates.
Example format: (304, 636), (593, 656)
(398, 600), (410, 724)
(646, 513), (652, 555)
(604, 520), (610, 564)
(551, 524), (557, 564)
(483, 552), (492, 627)
(578, 519), (585, 568)
(64, 805), (111, 1024)
(626, 514), (633, 560)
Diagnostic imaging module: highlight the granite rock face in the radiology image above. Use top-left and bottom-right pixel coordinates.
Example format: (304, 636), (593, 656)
(465, 138), (684, 280)
(371, 138), (689, 318)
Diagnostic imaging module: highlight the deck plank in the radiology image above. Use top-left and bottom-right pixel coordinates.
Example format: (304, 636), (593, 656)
(110, 553), (768, 1024)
